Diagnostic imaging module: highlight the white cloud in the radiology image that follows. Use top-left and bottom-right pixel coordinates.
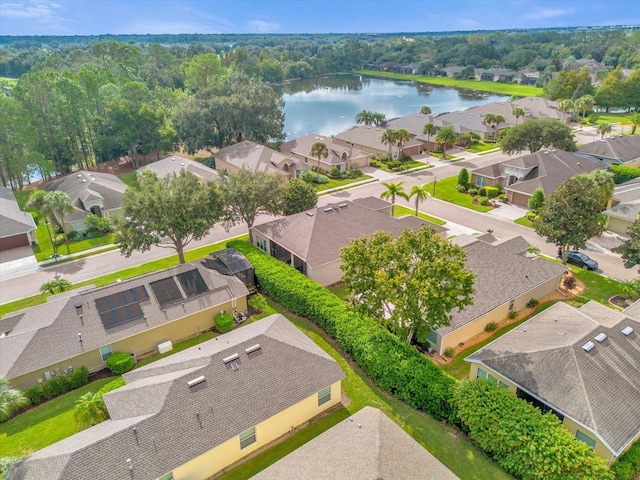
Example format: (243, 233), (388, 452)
(0, 0), (69, 34)
(247, 20), (280, 33)
(526, 8), (572, 20)
(0, 0), (62, 19)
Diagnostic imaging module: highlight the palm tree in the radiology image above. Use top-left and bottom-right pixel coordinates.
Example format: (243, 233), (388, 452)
(623, 112), (640, 135)
(42, 191), (75, 255)
(371, 112), (386, 126)
(380, 129), (397, 159)
(408, 183), (431, 216)
(420, 105), (432, 115)
(574, 94), (594, 120)
(0, 377), (29, 422)
(422, 122), (437, 151)
(310, 141), (328, 182)
(597, 122), (612, 139)
(512, 106), (525, 124)
(380, 181), (408, 216)
(74, 391), (109, 430)
(394, 128), (411, 158)
(435, 126), (458, 155)
(588, 169), (615, 205)
(558, 99), (574, 123)
(481, 113), (505, 137)
(355, 110), (374, 126)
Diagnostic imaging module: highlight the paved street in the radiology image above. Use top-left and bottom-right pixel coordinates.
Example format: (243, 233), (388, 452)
(1, 124), (635, 306)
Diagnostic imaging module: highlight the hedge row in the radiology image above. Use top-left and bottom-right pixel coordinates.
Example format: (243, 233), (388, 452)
(454, 380), (613, 480)
(228, 240), (456, 421)
(610, 164), (640, 184)
(612, 441), (640, 480)
(24, 366), (89, 405)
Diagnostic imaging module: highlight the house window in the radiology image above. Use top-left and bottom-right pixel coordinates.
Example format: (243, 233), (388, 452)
(318, 386), (332, 406)
(476, 177), (487, 187)
(256, 237), (267, 252)
(426, 331), (438, 345)
(158, 473), (174, 480)
(99, 345), (113, 362)
(476, 368), (508, 389)
(239, 426), (256, 449)
(508, 299), (515, 311)
(575, 430), (597, 449)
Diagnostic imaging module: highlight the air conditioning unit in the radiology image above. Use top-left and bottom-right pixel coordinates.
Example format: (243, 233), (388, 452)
(157, 341), (173, 354)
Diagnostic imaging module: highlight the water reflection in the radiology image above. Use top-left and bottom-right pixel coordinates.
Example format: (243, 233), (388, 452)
(279, 74), (508, 140)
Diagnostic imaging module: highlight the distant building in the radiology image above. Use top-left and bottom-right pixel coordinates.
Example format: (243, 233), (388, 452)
(280, 134), (371, 173)
(137, 155), (219, 183)
(215, 141), (301, 180)
(0, 186), (37, 252)
(578, 134), (640, 167)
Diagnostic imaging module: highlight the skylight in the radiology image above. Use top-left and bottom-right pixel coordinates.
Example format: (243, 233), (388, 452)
(622, 326), (634, 336)
(594, 333), (607, 343)
(581, 341), (595, 352)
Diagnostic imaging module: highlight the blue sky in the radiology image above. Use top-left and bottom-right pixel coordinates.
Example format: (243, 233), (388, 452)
(0, 0), (638, 36)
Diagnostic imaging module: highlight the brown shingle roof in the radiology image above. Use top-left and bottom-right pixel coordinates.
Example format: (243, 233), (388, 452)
(137, 156), (220, 182)
(215, 141), (294, 176)
(280, 134), (370, 167)
(44, 171), (127, 213)
(578, 135), (640, 164)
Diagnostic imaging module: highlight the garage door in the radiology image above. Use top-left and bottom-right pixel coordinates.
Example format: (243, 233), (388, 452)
(0, 234), (30, 251)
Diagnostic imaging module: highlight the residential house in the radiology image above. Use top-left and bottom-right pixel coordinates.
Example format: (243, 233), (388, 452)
(43, 171), (127, 233)
(386, 113), (451, 151)
(430, 234), (567, 355)
(435, 111), (493, 140)
(253, 407), (459, 480)
(280, 134), (371, 173)
(517, 69), (540, 85)
(0, 262), (249, 390)
(511, 97), (563, 121)
(466, 300), (640, 464)
(603, 178), (640, 235)
(578, 134), (640, 167)
(470, 149), (604, 208)
(214, 141), (301, 180)
(8, 314), (345, 480)
(0, 186), (37, 252)
(335, 125), (423, 159)
(137, 155), (219, 183)
(251, 198), (446, 286)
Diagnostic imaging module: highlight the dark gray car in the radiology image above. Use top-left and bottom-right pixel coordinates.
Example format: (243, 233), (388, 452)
(567, 251), (598, 270)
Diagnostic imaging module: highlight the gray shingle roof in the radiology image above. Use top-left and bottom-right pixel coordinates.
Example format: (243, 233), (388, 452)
(44, 171), (127, 213)
(137, 156), (220, 182)
(335, 125), (422, 153)
(437, 236), (567, 336)
(9, 314), (345, 480)
(467, 301), (640, 455)
(0, 186), (36, 238)
(280, 134), (370, 167)
(215, 141), (294, 176)
(578, 135), (640, 164)
(0, 263), (249, 379)
(252, 406), (459, 480)
(252, 200), (446, 268)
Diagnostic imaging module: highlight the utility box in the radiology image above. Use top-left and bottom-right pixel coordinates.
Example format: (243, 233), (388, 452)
(157, 341), (173, 354)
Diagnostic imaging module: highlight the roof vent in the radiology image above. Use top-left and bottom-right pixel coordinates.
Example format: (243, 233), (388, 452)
(338, 203), (348, 208)
(594, 332), (607, 343)
(323, 207), (333, 213)
(245, 344), (261, 354)
(230, 361), (239, 371)
(306, 211), (314, 217)
(622, 326), (634, 336)
(187, 375), (205, 387)
(582, 341), (595, 352)
(223, 353), (239, 364)
(77, 174), (82, 178)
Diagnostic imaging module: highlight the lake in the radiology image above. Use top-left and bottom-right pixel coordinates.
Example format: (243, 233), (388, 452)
(274, 74), (509, 140)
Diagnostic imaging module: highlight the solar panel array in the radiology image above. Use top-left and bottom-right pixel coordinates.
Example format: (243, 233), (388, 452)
(176, 269), (209, 298)
(95, 285), (149, 329)
(149, 276), (184, 309)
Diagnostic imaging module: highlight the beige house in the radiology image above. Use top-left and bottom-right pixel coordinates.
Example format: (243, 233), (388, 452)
(334, 125), (423, 159)
(578, 134), (640, 167)
(470, 149), (603, 208)
(8, 314), (345, 480)
(215, 140), (301, 180)
(466, 300), (640, 464)
(603, 178), (640, 235)
(253, 406), (459, 479)
(386, 113), (450, 152)
(431, 234), (567, 355)
(0, 262), (248, 390)
(43, 171), (127, 233)
(280, 134), (371, 173)
(0, 186), (37, 251)
(251, 198), (446, 286)
(137, 155), (220, 183)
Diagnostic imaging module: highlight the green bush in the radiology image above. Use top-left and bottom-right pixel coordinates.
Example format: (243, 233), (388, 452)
(485, 186), (499, 198)
(328, 167), (341, 179)
(468, 187), (478, 195)
(84, 214), (114, 234)
(612, 440), (640, 480)
(508, 310), (519, 319)
(499, 193), (508, 202)
(215, 312), (234, 333)
(387, 160), (400, 169)
(22, 366), (89, 406)
(106, 352), (134, 375)
(66, 230), (83, 241)
(478, 186), (487, 196)
(525, 211), (538, 220)
(454, 380), (614, 480)
(455, 184), (467, 193)
(248, 293), (268, 313)
(457, 167), (470, 187)
(444, 347), (456, 358)
(86, 228), (102, 239)
(610, 165), (640, 185)
(526, 298), (539, 308)
(25, 385), (43, 405)
(301, 171), (329, 184)
(227, 240), (456, 422)
(484, 322), (498, 332)
(369, 160), (381, 167)
(479, 197), (489, 206)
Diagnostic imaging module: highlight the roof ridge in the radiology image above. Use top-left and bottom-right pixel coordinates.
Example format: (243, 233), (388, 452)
(569, 346), (598, 432)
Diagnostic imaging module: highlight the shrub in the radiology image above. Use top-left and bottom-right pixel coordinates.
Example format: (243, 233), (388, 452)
(526, 298), (539, 308)
(66, 230), (82, 241)
(25, 385), (43, 405)
(455, 184), (467, 193)
(328, 167), (341, 179)
(499, 193), (508, 202)
(227, 240), (457, 422)
(485, 186), (499, 198)
(508, 310), (519, 319)
(610, 165), (640, 185)
(563, 274), (576, 290)
(479, 197), (489, 206)
(106, 352), (134, 375)
(611, 440), (640, 480)
(387, 160), (400, 169)
(468, 187), (478, 195)
(369, 160), (381, 168)
(478, 186), (487, 196)
(22, 366), (90, 406)
(85, 228), (102, 239)
(249, 293), (268, 313)
(525, 211), (538, 220)
(46, 374), (71, 397)
(484, 322), (498, 332)
(457, 167), (470, 187)
(444, 347), (456, 358)
(301, 171), (329, 184)
(215, 312), (234, 333)
(84, 214), (114, 234)
(67, 366), (89, 389)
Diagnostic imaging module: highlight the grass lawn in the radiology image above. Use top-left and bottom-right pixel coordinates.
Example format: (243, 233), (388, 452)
(394, 204), (446, 225)
(355, 70), (542, 97)
(32, 219), (117, 262)
(464, 142), (498, 153)
(221, 298), (512, 480)
(117, 171), (138, 188)
(316, 174), (372, 191)
(432, 176), (493, 212)
(326, 283), (350, 300)
(0, 377), (120, 458)
(573, 266), (626, 306)
(514, 216), (533, 228)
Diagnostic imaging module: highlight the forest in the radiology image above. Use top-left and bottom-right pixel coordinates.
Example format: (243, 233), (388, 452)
(0, 27), (638, 189)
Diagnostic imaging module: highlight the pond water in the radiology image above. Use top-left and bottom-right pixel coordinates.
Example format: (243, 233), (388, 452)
(273, 74), (510, 141)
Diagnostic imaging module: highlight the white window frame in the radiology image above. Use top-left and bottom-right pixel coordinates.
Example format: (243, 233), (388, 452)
(99, 345), (113, 362)
(318, 386), (331, 406)
(239, 426), (256, 449)
(575, 430), (596, 449)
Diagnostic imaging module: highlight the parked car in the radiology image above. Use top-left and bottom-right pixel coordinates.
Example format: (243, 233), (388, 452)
(566, 251), (598, 270)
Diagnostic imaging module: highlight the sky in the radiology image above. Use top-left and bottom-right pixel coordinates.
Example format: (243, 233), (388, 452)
(0, 0), (638, 36)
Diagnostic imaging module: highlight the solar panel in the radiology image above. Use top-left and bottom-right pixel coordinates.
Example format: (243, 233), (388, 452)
(176, 269), (209, 298)
(149, 277), (184, 309)
(95, 286), (149, 329)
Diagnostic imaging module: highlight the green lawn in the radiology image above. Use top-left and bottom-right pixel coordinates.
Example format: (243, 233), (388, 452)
(0, 377), (120, 458)
(32, 218), (117, 262)
(433, 176), (493, 212)
(117, 171), (138, 188)
(514, 216), (533, 228)
(573, 266), (627, 307)
(316, 174), (372, 191)
(221, 298), (512, 480)
(394, 204), (446, 225)
(355, 70), (542, 97)
(464, 142), (499, 153)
